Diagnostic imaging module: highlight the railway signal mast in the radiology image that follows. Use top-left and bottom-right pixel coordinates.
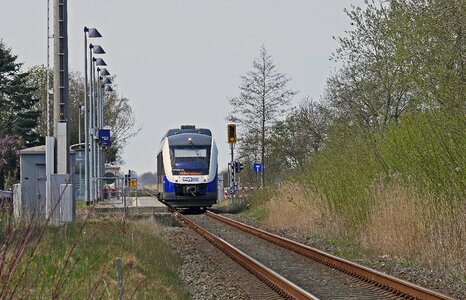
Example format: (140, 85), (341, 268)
(227, 124), (237, 197)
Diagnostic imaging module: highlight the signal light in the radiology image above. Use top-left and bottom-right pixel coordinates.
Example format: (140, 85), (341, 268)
(234, 161), (244, 173)
(227, 124), (236, 143)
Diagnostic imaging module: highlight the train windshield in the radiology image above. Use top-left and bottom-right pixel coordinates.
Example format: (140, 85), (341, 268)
(171, 146), (211, 175)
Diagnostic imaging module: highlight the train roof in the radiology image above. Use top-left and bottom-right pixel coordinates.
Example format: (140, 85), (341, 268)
(164, 125), (212, 138)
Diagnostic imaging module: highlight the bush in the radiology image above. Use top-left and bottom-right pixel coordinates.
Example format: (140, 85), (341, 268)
(379, 111), (466, 206)
(301, 125), (380, 229)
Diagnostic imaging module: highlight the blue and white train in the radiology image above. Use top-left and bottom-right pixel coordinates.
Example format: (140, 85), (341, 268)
(156, 125), (218, 208)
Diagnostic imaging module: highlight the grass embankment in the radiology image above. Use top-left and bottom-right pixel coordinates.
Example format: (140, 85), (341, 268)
(0, 214), (189, 299)
(243, 112), (465, 278)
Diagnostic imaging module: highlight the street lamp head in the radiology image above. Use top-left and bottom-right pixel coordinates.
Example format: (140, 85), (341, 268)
(93, 58), (107, 66)
(88, 27), (102, 38)
(102, 77), (112, 85)
(93, 45), (106, 54)
(105, 86), (114, 92)
(100, 68), (110, 76)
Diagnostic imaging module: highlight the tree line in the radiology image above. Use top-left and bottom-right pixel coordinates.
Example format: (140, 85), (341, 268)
(228, 0), (465, 198)
(0, 41), (139, 190)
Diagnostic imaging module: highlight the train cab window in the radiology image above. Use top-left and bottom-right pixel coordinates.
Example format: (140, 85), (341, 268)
(170, 146), (211, 175)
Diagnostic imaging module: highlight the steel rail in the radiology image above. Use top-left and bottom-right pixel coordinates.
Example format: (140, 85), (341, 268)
(174, 212), (319, 300)
(206, 211), (452, 300)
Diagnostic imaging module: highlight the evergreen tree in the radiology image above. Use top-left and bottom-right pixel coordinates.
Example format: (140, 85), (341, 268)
(0, 41), (41, 146)
(0, 41), (41, 189)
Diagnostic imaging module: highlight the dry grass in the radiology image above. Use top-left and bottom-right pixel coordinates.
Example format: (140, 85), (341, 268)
(256, 181), (465, 277)
(263, 182), (346, 238)
(360, 182), (424, 258)
(361, 181), (466, 276)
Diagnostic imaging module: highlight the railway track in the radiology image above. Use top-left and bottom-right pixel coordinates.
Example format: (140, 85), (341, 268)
(174, 211), (452, 300)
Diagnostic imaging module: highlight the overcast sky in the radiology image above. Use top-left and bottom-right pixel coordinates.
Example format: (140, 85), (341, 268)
(1, 0), (363, 175)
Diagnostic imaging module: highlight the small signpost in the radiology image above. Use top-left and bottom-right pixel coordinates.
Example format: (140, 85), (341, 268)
(253, 163), (262, 173)
(103, 172), (116, 184)
(129, 179), (137, 188)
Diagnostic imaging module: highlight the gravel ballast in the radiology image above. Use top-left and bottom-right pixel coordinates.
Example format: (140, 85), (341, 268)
(162, 211), (464, 299)
(222, 213), (466, 300)
(164, 224), (284, 300)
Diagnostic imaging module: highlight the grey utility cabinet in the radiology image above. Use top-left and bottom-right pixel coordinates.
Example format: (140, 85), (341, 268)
(19, 145), (46, 220)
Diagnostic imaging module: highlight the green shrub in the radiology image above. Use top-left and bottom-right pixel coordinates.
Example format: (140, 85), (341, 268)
(301, 125), (379, 229)
(379, 111), (466, 206)
(296, 109), (465, 229)
(248, 186), (277, 207)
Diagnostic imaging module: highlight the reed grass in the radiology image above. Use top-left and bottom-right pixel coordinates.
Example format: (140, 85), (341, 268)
(262, 183), (346, 238)
(246, 180), (465, 277)
(360, 180), (466, 276)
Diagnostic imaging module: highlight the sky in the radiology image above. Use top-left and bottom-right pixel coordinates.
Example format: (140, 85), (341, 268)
(0, 0), (363, 175)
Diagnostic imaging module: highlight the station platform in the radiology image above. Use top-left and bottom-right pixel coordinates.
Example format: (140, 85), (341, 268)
(93, 196), (169, 216)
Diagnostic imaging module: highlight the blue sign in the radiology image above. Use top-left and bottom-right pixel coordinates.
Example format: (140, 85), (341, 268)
(98, 129), (111, 146)
(253, 163), (262, 173)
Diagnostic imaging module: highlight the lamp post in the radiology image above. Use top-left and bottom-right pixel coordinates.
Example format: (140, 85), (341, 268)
(96, 70), (112, 199)
(101, 77), (112, 128)
(100, 68), (110, 76)
(78, 105), (84, 144)
(99, 70), (112, 169)
(89, 45), (106, 204)
(99, 68), (111, 130)
(100, 69), (111, 130)
(92, 55), (107, 202)
(95, 68), (102, 201)
(101, 83), (113, 182)
(96, 71), (104, 200)
(84, 27), (102, 206)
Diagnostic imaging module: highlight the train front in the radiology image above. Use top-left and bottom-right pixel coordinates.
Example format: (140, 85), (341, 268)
(161, 131), (218, 207)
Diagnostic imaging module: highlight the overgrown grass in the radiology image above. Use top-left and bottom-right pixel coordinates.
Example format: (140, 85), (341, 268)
(244, 180), (465, 276)
(242, 110), (465, 277)
(239, 187), (276, 221)
(360, 180), (465, 275)
(302, 126), (379, 230)
(0, 212), (190, 299)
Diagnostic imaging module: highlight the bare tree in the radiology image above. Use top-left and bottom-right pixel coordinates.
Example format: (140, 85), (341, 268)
(26, 65), (140, 164)
(103, 91), (140, 163)
(228, 46), (296, 186)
